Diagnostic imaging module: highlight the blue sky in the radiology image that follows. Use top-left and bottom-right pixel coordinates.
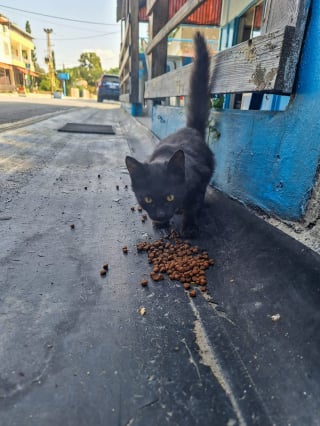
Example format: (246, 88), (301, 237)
(0, 0), (122, 70)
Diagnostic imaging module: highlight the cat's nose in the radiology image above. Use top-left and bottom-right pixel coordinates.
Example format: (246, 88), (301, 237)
(155, 210), (169, 221)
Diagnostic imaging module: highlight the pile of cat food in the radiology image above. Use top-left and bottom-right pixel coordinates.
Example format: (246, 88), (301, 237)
(136, 230), (215, 297)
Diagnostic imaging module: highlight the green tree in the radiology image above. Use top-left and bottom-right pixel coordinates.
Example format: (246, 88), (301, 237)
(52, 50), (56, 71)
(105, 67), (119, 75)
(25, 21), (38, 70)
(78, 52), (102, 87)
(38, 75), (51, 91)
(25, 21), (31, 33)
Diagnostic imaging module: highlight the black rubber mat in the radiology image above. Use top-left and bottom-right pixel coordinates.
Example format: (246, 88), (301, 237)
(58, 123), (115, 134)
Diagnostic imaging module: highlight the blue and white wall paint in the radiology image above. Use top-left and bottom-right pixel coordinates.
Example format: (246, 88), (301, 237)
(152, 1), (320, 222)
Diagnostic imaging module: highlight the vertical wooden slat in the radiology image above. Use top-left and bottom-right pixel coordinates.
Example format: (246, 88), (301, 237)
(261, 0), (301, 33)
(145, 0), (207, 55)
(261, 0), (310, 94)
(130, 0), (139, 103)
(149, 0), (169, 79)
(146, 0), (159, 15)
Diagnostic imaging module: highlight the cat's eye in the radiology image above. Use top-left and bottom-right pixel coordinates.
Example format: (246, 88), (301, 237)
(166, 194), (175, 202)
(144, 196), (153, 204)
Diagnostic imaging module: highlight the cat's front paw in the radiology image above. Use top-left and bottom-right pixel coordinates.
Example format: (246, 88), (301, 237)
(152, 220), (170, 229)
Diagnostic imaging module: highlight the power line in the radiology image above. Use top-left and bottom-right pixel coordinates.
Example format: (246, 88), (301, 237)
(33, 29), (121, 41)
(48, 31), (120, 41)
(33, 31), (120, 41)
(0, 4), (118, 26)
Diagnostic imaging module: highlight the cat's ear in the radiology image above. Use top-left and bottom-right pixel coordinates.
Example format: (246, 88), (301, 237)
(167, 150), (185, 180)
(125, 156), (144, 180)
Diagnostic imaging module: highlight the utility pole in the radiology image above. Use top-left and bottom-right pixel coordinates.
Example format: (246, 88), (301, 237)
(43, 28), (55, 94)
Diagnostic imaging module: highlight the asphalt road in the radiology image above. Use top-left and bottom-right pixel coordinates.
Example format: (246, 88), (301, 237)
(0, 100), (70, 125)
(0, 94), (111, 126)
(0, 97), (319, 425)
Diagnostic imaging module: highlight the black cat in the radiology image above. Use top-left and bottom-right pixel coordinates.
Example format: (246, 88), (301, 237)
(125, 32), (214, 236)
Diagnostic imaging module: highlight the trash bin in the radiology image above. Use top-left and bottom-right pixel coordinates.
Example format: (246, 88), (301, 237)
(53, 90), (63, 99)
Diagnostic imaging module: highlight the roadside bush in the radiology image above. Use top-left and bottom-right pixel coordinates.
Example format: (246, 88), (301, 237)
(38, 77), (51, 91)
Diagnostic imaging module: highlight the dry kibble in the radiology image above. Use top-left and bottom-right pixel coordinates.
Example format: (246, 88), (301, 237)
(189, 289), (197, 297)
(137, 206), (143, 212)
(100, 269), (107, 276)
(102, 263), (109, 271)
(122, 246), (128, 254)
(150, 272), (164, 282)
(70, 224), (75, 229)
(141, 279), (148, 287)
(134, 230), (214, 294)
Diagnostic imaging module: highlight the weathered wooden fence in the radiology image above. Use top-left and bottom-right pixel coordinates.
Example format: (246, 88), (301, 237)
(144, 0), (310, 100)
(117, 0), (310, 110)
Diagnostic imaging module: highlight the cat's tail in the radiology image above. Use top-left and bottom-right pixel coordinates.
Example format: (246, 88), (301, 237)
(186, 32), (210, 139)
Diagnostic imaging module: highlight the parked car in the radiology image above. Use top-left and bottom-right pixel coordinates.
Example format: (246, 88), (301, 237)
(97, 74), (120, 102)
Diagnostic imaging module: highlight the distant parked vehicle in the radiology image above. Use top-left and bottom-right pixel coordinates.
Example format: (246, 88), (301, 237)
(97, 74), (120, 102)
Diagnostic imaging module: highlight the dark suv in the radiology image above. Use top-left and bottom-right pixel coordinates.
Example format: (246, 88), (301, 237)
(97, 74), (120, 102)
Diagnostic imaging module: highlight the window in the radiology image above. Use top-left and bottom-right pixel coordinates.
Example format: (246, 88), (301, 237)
(4, 41), (9, 56)
(237, 2), (263, 43)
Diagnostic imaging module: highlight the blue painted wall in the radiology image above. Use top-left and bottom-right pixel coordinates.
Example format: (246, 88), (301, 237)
(151, 1), (320, 221)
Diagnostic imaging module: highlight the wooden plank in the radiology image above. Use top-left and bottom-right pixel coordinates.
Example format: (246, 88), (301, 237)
(119, 14), (130, 63)
(119, 45), (126, 71)
(129, 0), (139, 103)
(145, 26), (295, 98)
(116, 0), (124, 21)
(146, 0), (159, 16)
(145, 63), (189, 98)
(276, 0), (310, 93)
(149, 0), (169, 79)
(119, 46), (130, 78)
(121, 71), (130, 86)
(123, 14), (131, 50)
(120, 93), (130, 103)
(145, 0), (206, 55)
(262, 0), (301, 33)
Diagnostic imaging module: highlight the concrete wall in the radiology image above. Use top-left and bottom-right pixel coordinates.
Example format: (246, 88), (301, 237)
(151, 1), (320, 222)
